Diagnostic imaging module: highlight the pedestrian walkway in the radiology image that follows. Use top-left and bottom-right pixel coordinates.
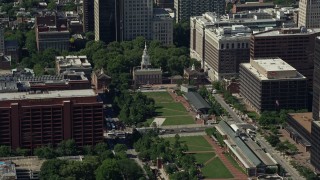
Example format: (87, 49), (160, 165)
(203, 135), (248, 180)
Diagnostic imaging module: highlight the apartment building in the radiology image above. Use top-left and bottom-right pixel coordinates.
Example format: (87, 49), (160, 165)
(240, 58), (308, 113)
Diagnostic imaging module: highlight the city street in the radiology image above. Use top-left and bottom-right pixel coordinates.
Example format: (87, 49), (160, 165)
(213, 94), (302, 179)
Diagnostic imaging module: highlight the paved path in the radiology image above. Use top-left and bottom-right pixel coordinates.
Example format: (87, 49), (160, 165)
(203, 135), (248, 180)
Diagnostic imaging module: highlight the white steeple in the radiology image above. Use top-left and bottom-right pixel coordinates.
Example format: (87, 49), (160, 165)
(191, 63), (195, 71)
(141, 42), (151, 69)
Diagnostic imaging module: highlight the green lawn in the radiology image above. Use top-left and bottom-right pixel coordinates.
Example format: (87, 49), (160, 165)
(144, 92), (173, 103)
(144, 92), (195, 126)
(166, 136), (213, 152)
(225, 153), (246, 174)
(194, 153), (216, 164)
(201, 157), (233, 179)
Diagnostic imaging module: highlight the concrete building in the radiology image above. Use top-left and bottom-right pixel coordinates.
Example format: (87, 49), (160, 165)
(232, 2), (274, 13)
(250, 28), (320, 88)
(0, 89), (103, 149)
(0, 26), (4, 53)
(83, 0), (94, 32)
(174, 0), (225, 22)
(120, 0), (153, 41)
(133, 44), (162, 86)
(240, 58), (308, 113)
(311, 121), (320, 170)
(55, 55), (92, 78)
(94, 0), (120, 44)
(204, 25), (252, 81)
(298, 0), (320, 28)
(312, 37), (320, 120)
(35, 15), (70, 52)
(152, 8), (173, 45)
(0, 161), (16, 179)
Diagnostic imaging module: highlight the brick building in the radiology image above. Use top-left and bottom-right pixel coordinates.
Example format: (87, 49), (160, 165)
(0, 89), (103, 149)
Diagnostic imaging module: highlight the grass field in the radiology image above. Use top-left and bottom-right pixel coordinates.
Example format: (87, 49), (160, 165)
(202, 157), (233, 179)
(166, 136), (213, 152)
(194, 153), (216, 164)
(144, 92), (195, 126)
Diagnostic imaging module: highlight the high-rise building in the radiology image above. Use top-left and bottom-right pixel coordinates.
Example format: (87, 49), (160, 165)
(152, 8), (174, 45)
(154, 0), (174, 8)
(250, 28), (320, 88)
(120, 0), (153, 41)
(240, 58), (308, 113)
(0, 89), (103, 149)
(0, 26), (4, 53)
(83, 0), (94, 32)
(312, 37), (320, 120)
(94, 0), (120, 44)
(203, 25), (252, 81)
(298, 0), (320, 28)
(174, 0), (225, 22)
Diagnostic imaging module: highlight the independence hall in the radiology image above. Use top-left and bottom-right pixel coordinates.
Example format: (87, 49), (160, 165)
(0, 89), (103, 149)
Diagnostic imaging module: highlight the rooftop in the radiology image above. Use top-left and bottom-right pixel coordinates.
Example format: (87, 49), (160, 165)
(288, 112), (312, 133)
(241, 58), (306, 80)
(185, 92), (211, 111)
(235, 2), (274, 7)
(254, 28), (320, 37)
(56, 55), (92, 69)
(0, 89), (96, 101)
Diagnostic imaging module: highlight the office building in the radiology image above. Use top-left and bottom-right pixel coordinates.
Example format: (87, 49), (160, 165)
(250, 28), (320, 87)
(133, 44), (162, 85)
(311, 121), (320, 170)
(0, 26), (4, 53)
(120, 0), (153, 41)
(94, 0), (120, 44)
(174, 0), (225, 22)
(240, 58), (308, 113)
(313, 37), (320, 120)
(83, 0), (94, 32)
(154, 0), (174, 8)
(0, 89), (103, 149)
(203, 25), (252, 81)
(152, 8), (173, 45)
(298, 0), (320, 28)
(190, 11), (285, 67)
(35, 15), (70, 52)
(232, 2), (274, 13)
(55, 55), (92, 78)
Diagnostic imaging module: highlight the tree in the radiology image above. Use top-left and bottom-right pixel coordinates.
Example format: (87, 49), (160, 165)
(95, 159), (122, 180)
(15, 148), (30, 156)
(39, 159), (67, 180)
(117, 159), (144, 180)
(0, 146), (11, 157)
(47, 0), (57, 10)
(33, 64), (44, 76)
(34, 145), (56, 159)
(94, 143), (109, 155)
(173, 21), (190, 47)
(25, 30), (37, 54)
(114, 144), (127, 153)
(266, 135), (280, 147)
(56, 139), (77, 156)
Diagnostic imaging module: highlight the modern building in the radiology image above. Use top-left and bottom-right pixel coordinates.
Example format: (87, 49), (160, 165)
(133, 44), (162, 86)
(120, 0), (153, 41)
(35, 15), (70, 52)
(0, 26), (4, 53)
(55, 55), (92, 78)
(152, 8), (174, 45)
(83, 0), (94, 32)
(204, 25), (252, 81)
(240, 58), (308, 113)
(0, 89), (103, 149)
(94, 0), (120, 44)
(311, 121), (320, 170)
(154, 0), (174, 8)
(312, 37), (320, 120)
(190, 11), (285, 68)
(250, 28), (320, 87)
(298, 0), (320, 28)
(174, 0), (225, 22)
(232, 2), (274, 13)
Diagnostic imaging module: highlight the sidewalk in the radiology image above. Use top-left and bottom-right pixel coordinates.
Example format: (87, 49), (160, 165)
(203, 135), (248, 180)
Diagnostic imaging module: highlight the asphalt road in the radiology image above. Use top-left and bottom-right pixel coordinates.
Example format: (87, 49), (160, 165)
(213, 94), (302, 179)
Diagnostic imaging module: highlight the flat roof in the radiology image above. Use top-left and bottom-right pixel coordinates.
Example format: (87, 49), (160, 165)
(254, 28), (320, 37)
(254, 58), (296, 72)
(235, 2), (274, 7)
(288, 112), (312, 133)
(0, 89), (96, 101)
